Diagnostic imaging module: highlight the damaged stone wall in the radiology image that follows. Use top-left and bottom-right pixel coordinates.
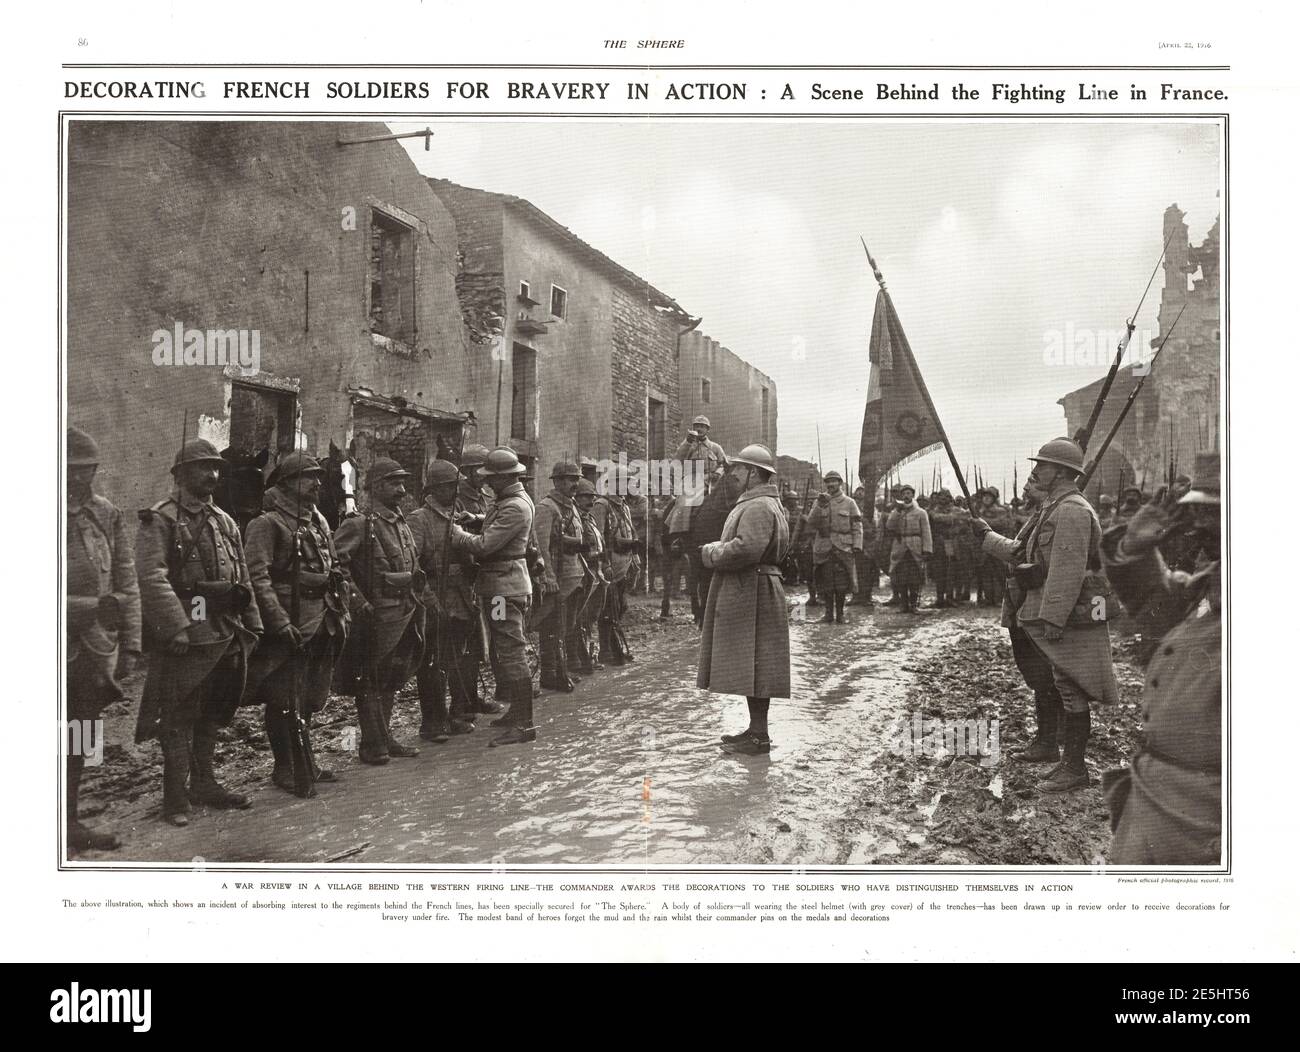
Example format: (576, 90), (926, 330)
(1060, 205), (1221, 498)
(678, 329), (777, 459)
(610, 289), (683, 461)
(67, 121), (472, 516)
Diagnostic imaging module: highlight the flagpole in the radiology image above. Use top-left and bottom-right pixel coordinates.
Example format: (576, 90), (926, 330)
(862, 238), (973, 503)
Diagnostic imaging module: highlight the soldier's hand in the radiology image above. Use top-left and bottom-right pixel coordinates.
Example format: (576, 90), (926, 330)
(971, 517), (991, 537)
(1043, 623), (1064, 642)
(816, 492), (829, 506)
(165, 631), (190, 655)
(542, 578), (559, 596)
(277, 623), (304, 648)
(1122, 488), (1182, 554)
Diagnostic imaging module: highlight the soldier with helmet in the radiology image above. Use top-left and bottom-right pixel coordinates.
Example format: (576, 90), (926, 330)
(243, 452), (350, 796)
(592, 466), (641, 665)
(1096, 493), (1116, 531)
(66, 426), (141, 851)
(698, 444), (790, 755)
(674, 414), (729, 484)
(533, 460), (587, 691)
(973, 438), (1119, 793)
(334, 458), (426, 765)
(977, 486), (1013, 606)
(410, 459), (481, 741)
(457, 443), (491, 517)
(451, 447), (538, 747)
(570, 477), (608, 672)
(885, 484), (932, 613)
(806, 469), (864, 624)
(926, 488), (960, 609)
(1114, 485), (1145, 527)
(135, 438), (263, 826)
(1101, 453), (1222, 863)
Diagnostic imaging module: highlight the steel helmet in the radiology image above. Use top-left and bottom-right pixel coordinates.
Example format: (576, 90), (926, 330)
(269, 452), (324, 485)
(67, 426), (100, 467)
(460, 443), (489, 468)
(576, 478), (597, 497)
(692, 415), (711, 428)
(171, 438), (224, 475)
(367, 458), (412, 488)
(731, 443), (776, 473)
(1028, 438), (1084, 474)
(480, 447), (527, 477)
(550, 460), (581, 479)
(824, 470), (843, 483)
(426, 460), (460, 486)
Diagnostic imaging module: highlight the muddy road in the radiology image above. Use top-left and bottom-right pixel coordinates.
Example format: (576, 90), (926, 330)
(78, 589), (1145, 866)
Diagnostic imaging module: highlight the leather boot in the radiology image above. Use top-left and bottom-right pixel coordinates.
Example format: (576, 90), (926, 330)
(380, 692), (420, 758)
(822, 590), (835, 623)
(1012, 694), (1062, 763)
(356, 691), (390, 765)
(266, 707), (294, 790)
(67, 754), (119, 851)
(417, 661), (452, 743)
(444, 655), (477, 734)
(835, 594), (847, 624)
(160, 725), (193, 825)
(1039, 710), (1091, 792)
(491, 679), (537, 747)
(189, 720), (251, 809)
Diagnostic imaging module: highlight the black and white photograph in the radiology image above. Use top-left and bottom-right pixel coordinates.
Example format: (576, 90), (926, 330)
(61, 116), (1224, 870)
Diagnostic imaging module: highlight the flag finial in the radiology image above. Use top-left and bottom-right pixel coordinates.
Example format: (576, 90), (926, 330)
(860, 236), (886, 290)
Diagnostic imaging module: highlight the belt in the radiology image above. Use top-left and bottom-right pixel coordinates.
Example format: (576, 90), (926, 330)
(478, 555), (524, 567)
(1139, 743), (1221, 777)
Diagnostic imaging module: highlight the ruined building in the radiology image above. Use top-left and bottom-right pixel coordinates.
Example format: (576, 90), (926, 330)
(428, 178), (693, 485)
(67, 121), (475, 515)
(678, 330), (778, 457)
(1059, 205), (1221, 501)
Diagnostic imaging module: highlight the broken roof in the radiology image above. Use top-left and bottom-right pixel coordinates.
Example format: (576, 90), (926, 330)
(428, 177), (693, 320)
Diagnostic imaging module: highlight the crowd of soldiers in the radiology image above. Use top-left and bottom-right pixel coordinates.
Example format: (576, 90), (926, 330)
(780, 476), (1036, 616)
(66, 416), (1222, 866)
(64, 425), (650, 850)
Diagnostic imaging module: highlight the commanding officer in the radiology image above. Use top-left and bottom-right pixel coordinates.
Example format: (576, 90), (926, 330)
(136, 438), (262, 826)
(974, 438), (1119, 793)
(886, 484), (932, 613)
(244, 452), (350, 797)
(807, 470), (864, 624)
(334, 458), (425, 765)
(410, 460), (480, 741)
(533, 460), (586, 691)
(1102, 454), (1221, 864)
(697, 444), (790, 756)
(592, 470), (640, 665)
(451, 447), (537, 747)
(66, 426), (141, 851)
(570, 477), (609, 672)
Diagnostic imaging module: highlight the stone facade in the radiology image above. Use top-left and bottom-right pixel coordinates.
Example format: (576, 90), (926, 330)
(66, 121), (473, 515)
(1059, 205), (1221, 501)
(678, 329), (778, 460)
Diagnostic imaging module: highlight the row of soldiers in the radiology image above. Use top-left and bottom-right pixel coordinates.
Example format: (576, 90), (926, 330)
(781, 479), (1032, 615)
(64, 425), (645, 850)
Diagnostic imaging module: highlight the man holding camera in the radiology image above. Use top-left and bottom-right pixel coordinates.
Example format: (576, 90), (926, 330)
(973, 438), (1119, 793)
(674, 414), (728, 486)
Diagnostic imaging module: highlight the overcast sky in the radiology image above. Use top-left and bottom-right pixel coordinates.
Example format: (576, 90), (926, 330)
(399, 120), (1220, 494)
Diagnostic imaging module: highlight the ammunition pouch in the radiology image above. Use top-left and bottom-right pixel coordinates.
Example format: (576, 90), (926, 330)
(1013, 562), (1047, 590)
(97, 593), (123, 629)
(177, 580), (252, 614)
(615, 537), (640, 553)
(561, 535), (584, 554)
(1066, 571), (1113, 626)
(379, 571), (416, 599)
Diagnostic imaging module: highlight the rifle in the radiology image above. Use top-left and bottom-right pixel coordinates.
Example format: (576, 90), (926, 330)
(1080, 304), (1186, 490)
(286, 485), (316, 798)
(1074, 227), (1176, 452)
